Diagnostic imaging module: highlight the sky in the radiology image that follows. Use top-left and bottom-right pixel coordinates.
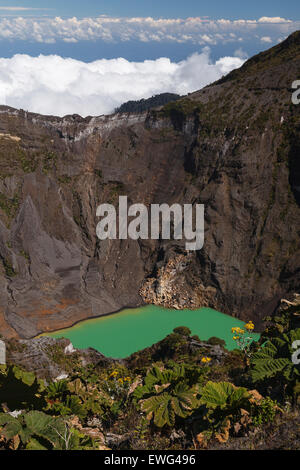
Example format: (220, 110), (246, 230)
(0, 0), (299, 20)
(0, 1), (299, 116)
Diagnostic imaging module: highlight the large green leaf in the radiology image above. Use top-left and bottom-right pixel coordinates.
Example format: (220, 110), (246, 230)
(0, 415), (22, 440)
(200, 382), (249, 410)
(24, 411), (54, 435)
(0, 366), (45, 410)
(26, 437), (52, 450)
(46, 380), (68, 399)
(12, 367), (36, 387)
(251, 329), (300, 384)
(136, 364), (201, 427)
(0, 412), (16, 426)
(251, 358), (290, 382)
(155, 398), (175, 427)
(142, 394), (173, 427)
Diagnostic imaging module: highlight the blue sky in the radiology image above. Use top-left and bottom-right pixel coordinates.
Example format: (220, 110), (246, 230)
(0, 1), (298, 61)
(0, 1), (299, 117)
(0, 0), (299, 20)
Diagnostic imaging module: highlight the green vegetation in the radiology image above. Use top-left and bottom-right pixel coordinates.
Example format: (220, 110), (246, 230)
(18, 149), (39, 174)
(1, 257), (17, 277)
(173, 326), (192, 337)
(133, 364), (201, 427)
(0, 410), (98, 450)
(115, 93), (181, 114)
(58, 175), (72, 184)
(155, 98), (203, 130)
(42, 151), (57, 174)
(216, 31), (300, 85)
(19, 250), (30, 262)
(94, 169), (102, 179)
(1, 310), (299, 450)
(0, 366), (45, 411)
(251, 329), (300, 400)
(0, 192), (20, 221)
(207, 337), (226, 348)
(106, 181), (125, 204)
(0, 138), (59, 177)
(44, 344), (81, 373)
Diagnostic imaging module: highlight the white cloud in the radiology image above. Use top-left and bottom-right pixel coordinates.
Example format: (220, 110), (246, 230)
(0, 52), (244, 117)
(234, 48), (248, 59)
(0, 6), (50, 11)
(63, 37), (78, 43)
(0, 15), (297, 44)
(260, 36), (272, 43)
(0, 6), (36, 10)
(258, 17), (292, 24)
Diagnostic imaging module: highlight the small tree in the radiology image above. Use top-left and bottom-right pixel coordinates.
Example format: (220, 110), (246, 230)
(173, 326), (191, 337)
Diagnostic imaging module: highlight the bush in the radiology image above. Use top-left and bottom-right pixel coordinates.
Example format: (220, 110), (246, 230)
(208, 337), (226, 348)
(192, 335), (201, 342)
(252, 397), (278, 427)
(173, 327), (191, 337)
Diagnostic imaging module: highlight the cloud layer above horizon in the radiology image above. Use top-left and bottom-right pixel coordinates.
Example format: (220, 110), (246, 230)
(0, 51), (244, 116)
(0, 15), (297, 45)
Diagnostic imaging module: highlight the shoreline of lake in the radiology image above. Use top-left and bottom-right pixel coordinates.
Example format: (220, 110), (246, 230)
(41, 305), (260, 358)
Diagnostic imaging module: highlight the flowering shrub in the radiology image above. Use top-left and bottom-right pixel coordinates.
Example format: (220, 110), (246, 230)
(232, 321), (255, 356)
(106, 369), (132, 397)
(201, 357), (212, 364)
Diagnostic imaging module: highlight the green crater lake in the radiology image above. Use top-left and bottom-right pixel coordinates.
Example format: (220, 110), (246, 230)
(43, 305), (259, 358)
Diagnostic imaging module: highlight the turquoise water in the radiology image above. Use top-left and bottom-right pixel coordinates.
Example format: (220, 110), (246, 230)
(43, 305), (259, 358)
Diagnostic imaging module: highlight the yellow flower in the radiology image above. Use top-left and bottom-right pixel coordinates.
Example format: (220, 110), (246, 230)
(232, 327), (245, 334)
(245, 321), (254, 331)
(109, 370), (118, 378)
(201, 357), (212, 364)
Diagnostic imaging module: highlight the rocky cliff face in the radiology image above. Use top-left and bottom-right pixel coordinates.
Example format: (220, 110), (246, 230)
(0, 32), (299, 338)
(5, 336), (115, 380)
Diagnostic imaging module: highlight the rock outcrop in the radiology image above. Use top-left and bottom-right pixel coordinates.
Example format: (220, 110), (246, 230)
(0, 339), (5, 364)
(6, 336), (115, 380)
(140, 254), (217, 310)
(0, 32), (300, 338)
